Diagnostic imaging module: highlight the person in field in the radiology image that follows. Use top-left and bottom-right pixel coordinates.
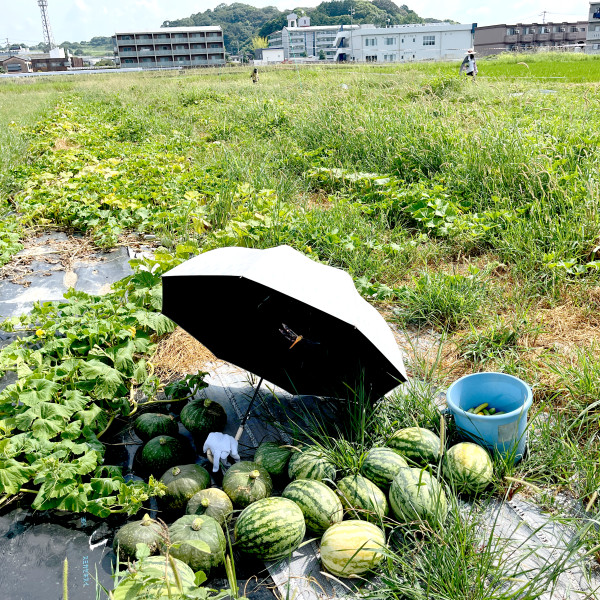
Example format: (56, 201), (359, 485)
(459, 49), (477, 80)
(251, 68), (259, 83)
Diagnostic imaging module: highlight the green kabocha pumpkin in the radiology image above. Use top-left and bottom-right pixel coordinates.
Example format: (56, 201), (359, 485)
(253, 441), (292, 476)
(186, 488), (233, 526)
(159, 464), (211, 512)
(168, 515), (226, 574)
(133, 412), (178, 442)
(288, 447), (336, 482)
(222, 461), (272, 507)
(337, 474), (389, 523)
(112, 514), (162, 561)
(180, 398), (227, 440)
(140, 435), (191, 476)
(235, 497), (306, 560)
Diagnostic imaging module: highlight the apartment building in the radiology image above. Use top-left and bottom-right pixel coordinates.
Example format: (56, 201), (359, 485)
(268, 14), (359, 61)
(113, 26), (225, 69)
(587, 2), (600, 53)
(475, 22), (587, 55)
(334, 23), (475, 62)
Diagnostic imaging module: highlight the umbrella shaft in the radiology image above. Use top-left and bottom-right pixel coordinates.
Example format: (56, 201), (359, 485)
(240, 377), (264, 431)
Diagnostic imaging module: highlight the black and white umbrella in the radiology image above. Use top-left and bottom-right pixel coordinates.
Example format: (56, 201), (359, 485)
(161, 245), (407, 401)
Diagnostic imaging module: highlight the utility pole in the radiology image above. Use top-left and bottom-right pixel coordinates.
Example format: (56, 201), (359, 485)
(540, 10), (548, 24)
(349, 6), (355, 61)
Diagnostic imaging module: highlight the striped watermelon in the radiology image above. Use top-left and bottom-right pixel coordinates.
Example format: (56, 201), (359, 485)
(336, 474), (388, 523)
(234, 497), (306, 561)
(222, 461), (272, 508)
(288, 447), (336, 482)
(444, 442), (493, 494)
(253, 442), (292, 477)
(389, 467), (448, 528)
(361, 447), (409, 490)
(387, 427), (442, 465)
(320, 520), (386, 577)
(282, 479), (343, 535)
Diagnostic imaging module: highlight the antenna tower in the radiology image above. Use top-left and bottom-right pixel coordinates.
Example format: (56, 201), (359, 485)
(37, 0), (56, 49)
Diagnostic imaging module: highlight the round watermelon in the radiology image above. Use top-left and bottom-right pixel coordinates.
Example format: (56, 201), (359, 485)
(320, 520), (386, 577)
(235, 497), (306, 560)
(288, 447), (336, 482)
(254, 441), (292, 477)
(222, 461), (272, 508)
(361, 447), (409, 490)
(282, 479), (343, 535)
(389, 467), (448, 529)
(336, 474), (388, 523)
(444, 442), (493, 494)
(387, 427), (442, 465)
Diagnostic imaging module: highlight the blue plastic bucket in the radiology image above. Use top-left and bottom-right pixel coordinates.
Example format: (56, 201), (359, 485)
(446, 372), (532, 462)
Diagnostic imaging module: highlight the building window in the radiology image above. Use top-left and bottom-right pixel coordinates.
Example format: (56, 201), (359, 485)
(384, 54), (395, 61)
(412, 37), (416, 42)
(385, 37), (394, 45)
(581, 27), (587, 32)
(423, 35), (435, 46)
(366, 55), (377, 62)
(365, 38), (377, 46)
(401, 38), (404, 43)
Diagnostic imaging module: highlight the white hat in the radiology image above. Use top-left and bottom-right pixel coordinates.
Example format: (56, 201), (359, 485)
(466, 48), (476, 54)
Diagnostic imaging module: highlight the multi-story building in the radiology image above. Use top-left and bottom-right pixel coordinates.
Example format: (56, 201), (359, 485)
(113, 26), (225, 69)
(587, 2), (600, 53)
(268, 14), (359, 61)
(475, 21), (587, 55)
(334, 23), (475, 62)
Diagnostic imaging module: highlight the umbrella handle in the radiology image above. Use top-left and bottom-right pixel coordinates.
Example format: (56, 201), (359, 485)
(205, 377), (263, 465)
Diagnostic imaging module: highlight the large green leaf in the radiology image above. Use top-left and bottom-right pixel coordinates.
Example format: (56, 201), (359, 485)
(18, 379), (60, 407)
(0, 459), (35, 495)
(79, 359), (125, 399)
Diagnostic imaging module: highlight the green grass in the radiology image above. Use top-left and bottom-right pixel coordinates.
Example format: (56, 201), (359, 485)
(3, 56), (600, 596)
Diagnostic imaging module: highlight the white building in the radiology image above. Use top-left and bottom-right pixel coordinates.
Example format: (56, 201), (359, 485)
(587, 2), (600, 53)
(268, 14), (360, 61)
(334, 22), (476, 62)
(254, 47), (285, 65)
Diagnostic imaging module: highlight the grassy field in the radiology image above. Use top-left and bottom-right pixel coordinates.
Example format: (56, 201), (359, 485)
(2, 55), (600, 596)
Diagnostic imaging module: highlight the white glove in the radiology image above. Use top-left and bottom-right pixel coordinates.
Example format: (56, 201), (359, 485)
(203, 432), (240, 473)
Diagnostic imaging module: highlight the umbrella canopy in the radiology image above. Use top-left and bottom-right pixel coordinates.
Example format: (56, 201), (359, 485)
(161, 245), (407, 399)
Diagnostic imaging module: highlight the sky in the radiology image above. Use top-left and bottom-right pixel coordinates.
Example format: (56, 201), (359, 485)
(0, 0), (590, 46)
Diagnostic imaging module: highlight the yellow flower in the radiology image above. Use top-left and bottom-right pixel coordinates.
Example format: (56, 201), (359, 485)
(35, 329), (46, 337)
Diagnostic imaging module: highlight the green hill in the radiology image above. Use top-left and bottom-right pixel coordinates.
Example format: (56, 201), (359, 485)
(162, 0), (453, 53)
